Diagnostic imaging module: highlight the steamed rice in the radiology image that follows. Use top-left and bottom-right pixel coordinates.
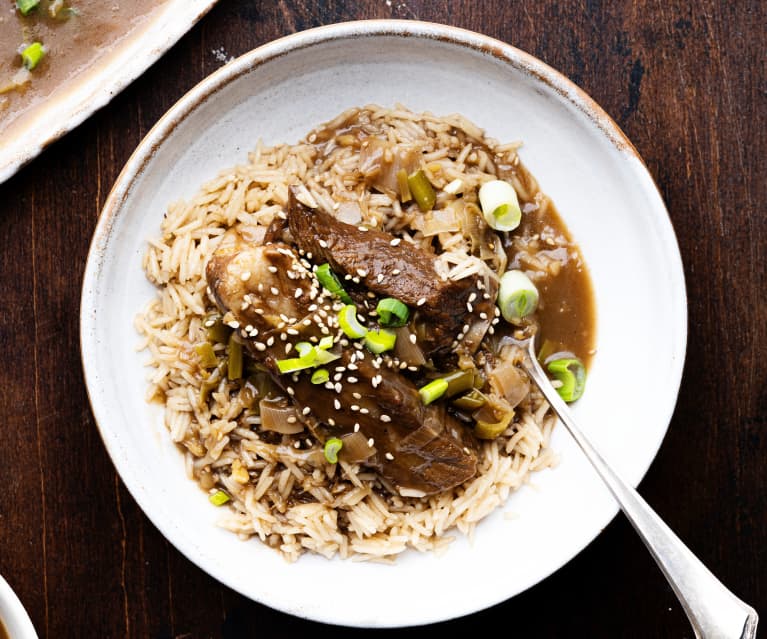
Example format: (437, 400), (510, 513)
(135, 104), (568, 562)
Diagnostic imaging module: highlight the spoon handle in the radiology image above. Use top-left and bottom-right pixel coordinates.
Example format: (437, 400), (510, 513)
(524, 340), (758, 639)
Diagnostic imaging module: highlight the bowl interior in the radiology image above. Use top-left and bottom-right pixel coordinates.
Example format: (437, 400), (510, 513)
(81, 22), (686, 628)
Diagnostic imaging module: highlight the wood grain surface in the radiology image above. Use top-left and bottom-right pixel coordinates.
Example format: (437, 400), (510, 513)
(0, 1), (764, 637)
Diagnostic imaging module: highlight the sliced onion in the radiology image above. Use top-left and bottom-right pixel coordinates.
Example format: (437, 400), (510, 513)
(259, 398), (304, 434)
(488, 360), (529, 408)
(393, 326), (426, 366)
(339, 431), (376, 463)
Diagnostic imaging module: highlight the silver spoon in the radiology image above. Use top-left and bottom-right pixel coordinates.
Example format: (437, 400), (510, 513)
(522, 337), (759, 639)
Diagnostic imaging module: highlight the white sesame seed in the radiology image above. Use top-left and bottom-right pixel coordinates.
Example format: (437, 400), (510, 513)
(267, 266), (278, 274)
(287, 416), (297, 424)
(286, 387), (295, 396)
(254, 342), (266, 351)
(318, 239), (328, 248)
(479, 312), (488, 320)
(354, 423), (360, 432)
(284, 343), (293, 354)
(352, 392), (362, 399)
(347, 376), (358, 383)
(483, 293), (491, 300)
(287, 328), (299, 335)
(390, 238), (401, 246)
(467, 302), (473, 312)
(334, 383), (342, 393)
(391, 269), (401, 275)
(266, 336), (275, 346)
(294, 288), (303, 298)
(377, 273), (384, 283)
(240, 271), (251, 281)
(380, 414), (391, 422)
(328, 418), (336, 426)
(367, 438), (375, 447)
(227, 320), (240, 329)
(358, 226), (369, 232)
(409, 334), (417, 344)
(468, 292), (477, 303)
(270, 287), (280, 295)
(385, 452), (394, 460)
(417, 297), (426, 306)
(360, 407), (369, 414)
(302, 406), (311, 415)
(350, 404), (360, 412)
(356, 269), (368, 278)
(334, 399), (341, 410)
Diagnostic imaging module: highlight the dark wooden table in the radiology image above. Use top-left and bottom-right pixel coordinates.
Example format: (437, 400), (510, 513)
(1, 1), (764, 637)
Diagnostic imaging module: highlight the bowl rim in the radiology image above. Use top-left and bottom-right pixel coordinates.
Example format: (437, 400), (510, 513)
(0, 575), (38, 639)
(80, 18), (688, 626)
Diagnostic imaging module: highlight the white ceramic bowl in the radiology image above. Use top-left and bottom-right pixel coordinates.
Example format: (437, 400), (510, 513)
(0, 576), (38, 639)
(80, 20), (687, 628)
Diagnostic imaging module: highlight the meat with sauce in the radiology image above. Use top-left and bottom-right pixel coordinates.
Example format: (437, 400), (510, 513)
(205, 233), (478, 496)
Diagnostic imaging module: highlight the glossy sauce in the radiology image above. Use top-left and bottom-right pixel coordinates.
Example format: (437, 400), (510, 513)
(0, 618), (9, 639)
(0, 0), (163, 132)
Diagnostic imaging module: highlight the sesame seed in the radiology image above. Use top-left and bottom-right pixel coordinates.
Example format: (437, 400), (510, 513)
(354, 423), (360, 432)
(385, 452), (394, 460)
(367, 438), (375, 447)
(344, 273), (352, 281)
(347, 363), (358, 370)
(324, 382), (334, 390)
(286, 387), (295, 396)
(483, 293), (491, 300)
(284, 343), (293, 354)
(350, 404), (360, 412)
(267, 266), (278, 274)
(334, 383), (342, 393)
(463, 447), (471, 455)
(377, 273), (384, 283)
(468, 292), (477, 303)
(294, 440), (301, 448)
(356, 269), (368, 278)
(254, 342), (266, 351)
(287, 416), (297, 424)
(467, 302), (473, 312)
(318, 239), (328, 248)
(347, 376), (358, 383)
(359, 407), (369, 414)
(417, 297), (426, 306)
(287, 328), (299, 335)
(227, 320), (240, 329)
(328, 418), (336, 426)
(294, 288), (303, 298)
(352, 392), (362, 399)
(333, 373), (342, 381)
(240, 271), (251, 281)
(302, 406), (311, 415)
(390, 238), (401, 246)
(479, 312), (488, 320)
(380, 414), (391, 422)
(358, 226), (369, 232)
(399, 362), (408, 369)
(392, 269), (401, 275)
(266, 336), (275, 346)
(409, 333), (417, 344)
(334, 399), (341, 410)
(270, 287), (280, 295)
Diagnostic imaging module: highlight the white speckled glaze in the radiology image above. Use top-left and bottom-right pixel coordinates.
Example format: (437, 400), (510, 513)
(0, 0), (219, 185)
(80, 21), (687, 628)
(0, 575), (38, 639)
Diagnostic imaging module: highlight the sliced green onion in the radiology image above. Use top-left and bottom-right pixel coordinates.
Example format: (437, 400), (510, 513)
(442, 369), (476, 397)
(209, 490), (230, 506)
(311, 368), (330, 385)
(396, 168), (412, 202)
(338, 304), (367, 339)
(294, 341), (314, 357)
(407, 170), (436, 212)
(478, 179), (522, 231)
(419, 378), (448, 405)
(452, 388), (487, 410)
(316, 263), (353, 303)
(203, 312), (231, 343)
(16, 0), (40, 15)
(474, 409), (514, 439)
(547, 357), (586, 402)
(318, 335), (334, 350)
(227, 334), (243, 380)
(376, 297), (410, 327)
(21, 42), (45, 70)
(276, 344), (338, 374)
(364, 328), (397, 354)
(323, 437), (343, 464)
(497, 269), (539, 324)
(194, 342), (218, 369)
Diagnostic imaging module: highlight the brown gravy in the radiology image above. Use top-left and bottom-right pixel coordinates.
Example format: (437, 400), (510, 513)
(0, 0), (164, 132)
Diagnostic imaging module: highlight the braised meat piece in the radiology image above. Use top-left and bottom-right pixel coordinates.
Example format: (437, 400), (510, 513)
(205, 234), (478, 496)
(286, 187), (496, 360)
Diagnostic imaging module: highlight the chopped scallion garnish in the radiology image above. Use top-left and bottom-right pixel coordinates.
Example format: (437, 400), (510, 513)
(227, 334), (243, 380)
(310, 368), (330, 384)
(497, 269), (539, 324)
(316, 263), (353, 303)
(21, 41), (45, 70)
(194, 342), (218, 369)
(478, 179), (522, 231)
(294, 341), (314, 357)
(376, 297), (409, 327)
(276, 344), (339, 374)
(547, 357), (586, 402)
(323, 437), (343, 464)
(318, 335), (334, 350)
(364, 328), (397, 354)
(418, 378), (448, 405)
(407, 169), (436, 212)
(338, 304), (367, 339)
(16, 0), (40, 15)
(209, 490), (230, 506)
